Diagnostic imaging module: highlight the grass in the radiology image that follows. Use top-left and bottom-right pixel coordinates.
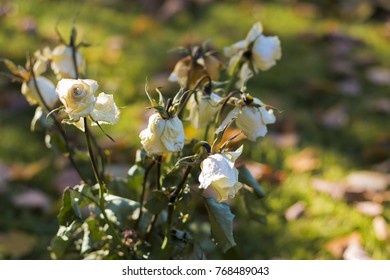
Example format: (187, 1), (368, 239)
(0, 0), (389, 259)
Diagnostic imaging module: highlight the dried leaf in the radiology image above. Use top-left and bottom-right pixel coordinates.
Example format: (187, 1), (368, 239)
(373, 216), (389, 241)
(285, 201), (305, 221)
(10, 159), (50, 181)
(325, 232), (361, 259)
(355, 201), (383, 216)
(343, 239), (371, 260)
(268, 132), (299, 149)
(286, 147), (320, 173)
(312, 178), (346, 199)
(244, 161), (273, 181)
(346, 171), (390, 192)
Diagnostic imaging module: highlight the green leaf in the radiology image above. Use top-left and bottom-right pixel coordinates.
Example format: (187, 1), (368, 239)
(145, 190), (169, 215)
(57, 184), (94, 226)
(204, 198), (236, 253)
(238, 165), (266, 198)
(49, 221), (79, 259)
(128, 164), (145, 191)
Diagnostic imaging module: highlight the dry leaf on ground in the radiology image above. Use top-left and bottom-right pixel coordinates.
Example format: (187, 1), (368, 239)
(325, 232), (361, 259)
(312, 178), (346, 199)
(346, 171), (390, 192)
(373, 216), (389, 241)
(286, 147), (320, 173)
(355, 201), (383, 216)
(285, 201), (305, 221)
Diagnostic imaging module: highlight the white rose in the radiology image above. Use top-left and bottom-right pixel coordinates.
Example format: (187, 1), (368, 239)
(252, 35), (281, 71)
(224, 22), (281, 80)
(217, 97), (275, 141)
(21, 76), (58, 108)
(56, 78), (98, 121)
(90, 92), (120, 125)
(50, 45), (86, 79)
(187, 92), (222, 129)
(139, 113), (185, 155)
(199, 145), (243, 202)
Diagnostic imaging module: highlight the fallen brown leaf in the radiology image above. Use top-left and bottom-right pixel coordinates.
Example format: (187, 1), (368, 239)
(244, 161), (273, 181)
(325, 232), (361, 259)
(355, 201), (383, 216)
(346, 171), (390, 192)
(268, 132), (299, 149)
(312, 178), (346, 200)
(10, 158), (50, 181)
(286, 147), (320, 173)
(285, 201), (305, 221)
(373, 216), (389, 241)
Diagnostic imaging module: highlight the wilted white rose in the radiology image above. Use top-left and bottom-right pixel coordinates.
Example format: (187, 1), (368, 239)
(32, 47), (50, 76)
(224, 22), (281, 83)
(139, 113), (185, 155)
(21, 76), (58, 108)
(187, 92), (222, 129)
(90, 92), (120, 125)
(56, 78), (98, 121)
(217, 97), (275, 141)
(49, 45), (86, 79)
(168, 52), (222, 88)
(199, 145), (243, 202)
(251, 35), (281, 71)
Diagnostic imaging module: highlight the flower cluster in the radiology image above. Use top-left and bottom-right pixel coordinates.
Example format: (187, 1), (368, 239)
(3, 21), (281, 259)
(139, 22), (281, 202)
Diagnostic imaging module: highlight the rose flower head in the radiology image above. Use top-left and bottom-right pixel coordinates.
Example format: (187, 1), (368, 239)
(139, 88), (185, 155)
(199, 145), (243, 202)
(169, 46), (222, 89)
(56, 78), (120, 129)
(217, 93), (276, 141)
(224, 22), (281, 86)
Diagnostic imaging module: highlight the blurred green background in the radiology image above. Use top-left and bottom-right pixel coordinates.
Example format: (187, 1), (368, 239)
(1, 0), (390, 259)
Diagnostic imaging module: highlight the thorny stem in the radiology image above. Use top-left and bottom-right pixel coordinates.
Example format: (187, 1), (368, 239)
(28, 56), (88, 183)
(134, 160), (155, 231)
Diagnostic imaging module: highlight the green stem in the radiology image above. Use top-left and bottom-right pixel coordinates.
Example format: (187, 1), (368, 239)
(144, 213), (159, 242)
(224, 57), (242, 94)
(134, 160), (155, 231)
(83, 118), (124, 249)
